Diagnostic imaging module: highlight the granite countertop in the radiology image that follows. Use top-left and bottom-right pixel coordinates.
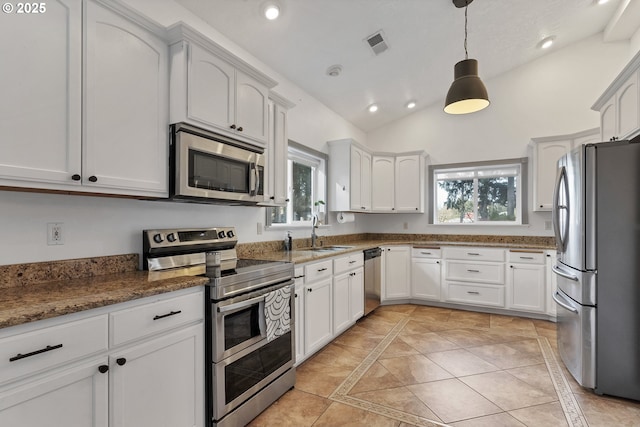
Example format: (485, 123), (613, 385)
(0, 254), (209, 330)
(244, 239), (555, 264)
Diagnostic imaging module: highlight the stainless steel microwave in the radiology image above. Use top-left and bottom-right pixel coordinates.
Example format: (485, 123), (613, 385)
(169, 123), (264, 204)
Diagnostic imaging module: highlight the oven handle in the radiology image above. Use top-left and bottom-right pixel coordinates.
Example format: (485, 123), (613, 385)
(217, 294), (266, 313)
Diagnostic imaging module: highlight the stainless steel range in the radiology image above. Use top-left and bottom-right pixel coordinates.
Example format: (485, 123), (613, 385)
(143, 227), (295, 427)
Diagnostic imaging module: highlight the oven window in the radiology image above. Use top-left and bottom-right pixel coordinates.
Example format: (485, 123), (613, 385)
(224, 306), (261, 350)
(224, 332), (292, 404)
(189, 149), (249, 193)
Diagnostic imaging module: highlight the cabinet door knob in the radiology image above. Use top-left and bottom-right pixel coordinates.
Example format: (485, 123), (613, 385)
(88, 176), (98, 183)
(98, 365), (109, 374)
(307, 288), (312, 293)
(237, 126), (243, 132)
(230, 124), (236, 129)
(270, 196), (275, 200)
(71, 174), (81, 181)
(116, 357), (127, 366)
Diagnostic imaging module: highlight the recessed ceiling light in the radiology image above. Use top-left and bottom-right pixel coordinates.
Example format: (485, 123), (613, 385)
(368, 104), (378, 113)
(263, 3), (280, 20)
(539, 36), (556, 49)
(597, 0), (610, 5)
(406, 101), (417, 109)
(326, 65), (343, 77)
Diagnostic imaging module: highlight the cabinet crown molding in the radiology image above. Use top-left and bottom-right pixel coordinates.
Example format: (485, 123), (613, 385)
(592, 49), (640, 111)
(166, 22), (278, 89)
(269, 91), (296, 109)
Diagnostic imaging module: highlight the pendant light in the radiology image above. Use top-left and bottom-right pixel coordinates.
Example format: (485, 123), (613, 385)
(444, 0), (490, 114)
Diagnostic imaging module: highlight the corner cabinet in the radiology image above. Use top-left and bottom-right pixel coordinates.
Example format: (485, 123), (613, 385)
(167, 25), (278, 146)
(0, 0), (169, 197)
(328, 139), (372, 212)
(531, 128), (599, 211)
(592, 50), (640, 142)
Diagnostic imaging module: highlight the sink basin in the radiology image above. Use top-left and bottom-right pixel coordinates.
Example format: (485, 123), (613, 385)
(300, 245), (354, 252)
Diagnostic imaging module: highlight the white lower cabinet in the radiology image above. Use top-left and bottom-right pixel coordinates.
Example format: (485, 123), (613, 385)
(0, 358), (108, 427)
(333, 267), (364, 335)
(293, 267), (305, 365)
(0, 287), (204, 427)
(446, 282), (505, 307)
(110, 324), (202, 427)
(507, 251), (546, 313)
(304, 277), (333, 356)
(411, 258), (441, 301)
(382, 246), (411, 301)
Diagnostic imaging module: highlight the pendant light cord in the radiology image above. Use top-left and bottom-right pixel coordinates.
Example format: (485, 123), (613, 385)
(464, 3), (468, 59)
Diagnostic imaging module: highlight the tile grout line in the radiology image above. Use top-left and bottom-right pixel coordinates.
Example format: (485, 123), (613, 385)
(537, 336), (588, 427)
(329, 316), (451, 427)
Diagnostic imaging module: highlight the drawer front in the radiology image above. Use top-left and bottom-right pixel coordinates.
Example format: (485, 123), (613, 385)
(110, 290), (203, 347)
(443, 247), (505, 262)
(508, 250), (545, 265)
(0, 315), (108, 384)
(446, 261), (504, 284)
(334, 253), (364, 274)
(304, 259), (333, 283)
(447, 283), (504, 307)
(412, 247), (441, 259)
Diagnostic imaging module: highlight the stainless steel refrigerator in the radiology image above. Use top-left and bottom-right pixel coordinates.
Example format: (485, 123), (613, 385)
(552, 139), (640, 400)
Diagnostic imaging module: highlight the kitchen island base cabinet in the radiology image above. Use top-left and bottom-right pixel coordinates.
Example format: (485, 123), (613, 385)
(0, 358), (108, 427)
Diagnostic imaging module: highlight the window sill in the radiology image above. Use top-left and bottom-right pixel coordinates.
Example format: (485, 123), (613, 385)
(266, 224), (331, 232)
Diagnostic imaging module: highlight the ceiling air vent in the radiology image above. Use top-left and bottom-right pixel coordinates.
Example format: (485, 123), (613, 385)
(365, 30), (389, 56)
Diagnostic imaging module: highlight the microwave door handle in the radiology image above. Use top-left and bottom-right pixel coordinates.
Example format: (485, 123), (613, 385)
(249, 162), (257, 196)
(255, 163), (261, 196)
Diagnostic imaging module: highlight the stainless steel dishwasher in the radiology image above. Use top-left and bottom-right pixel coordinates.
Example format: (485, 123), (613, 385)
(363, 247), (382, 315)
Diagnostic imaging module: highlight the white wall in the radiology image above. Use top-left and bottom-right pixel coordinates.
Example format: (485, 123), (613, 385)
(362, 34), (632, 237)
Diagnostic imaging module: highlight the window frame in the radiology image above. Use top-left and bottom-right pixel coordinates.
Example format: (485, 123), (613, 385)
(266, 140), (328, 229)
(428, 157), (528, 225)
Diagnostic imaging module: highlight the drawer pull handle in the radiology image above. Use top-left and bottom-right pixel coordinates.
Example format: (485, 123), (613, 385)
(317, 268), (328, 272)
(10, 344), (63, 362)
(421, 252), (432, 255)
(349, 260), (357, 264)
(467, 253), (481, 256)
(294, 275), (305, 279)
(519, 256), (534, 260)
(467, 291), (480, 295)
(153, 310), (182, 320)
(467, 269), (480, 273)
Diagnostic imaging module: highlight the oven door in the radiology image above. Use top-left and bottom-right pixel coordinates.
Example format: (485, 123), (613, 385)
(211, 280), (294, 362)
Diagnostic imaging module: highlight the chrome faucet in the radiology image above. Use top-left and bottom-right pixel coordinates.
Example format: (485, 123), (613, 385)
(311, 215), (318, 248)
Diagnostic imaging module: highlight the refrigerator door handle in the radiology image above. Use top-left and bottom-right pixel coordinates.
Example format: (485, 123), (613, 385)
(553, 290), (579, 313)
(552, 264), (579, 281)
(552, 166), (569, 252)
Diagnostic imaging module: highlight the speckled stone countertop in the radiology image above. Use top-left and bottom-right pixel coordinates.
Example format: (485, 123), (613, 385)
(237, 233), (556, 264)
(0, 254), (208, 329)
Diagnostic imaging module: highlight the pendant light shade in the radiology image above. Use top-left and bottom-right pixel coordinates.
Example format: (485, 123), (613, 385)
(444, 59), (489, 114)
(444, 0), (490, 115)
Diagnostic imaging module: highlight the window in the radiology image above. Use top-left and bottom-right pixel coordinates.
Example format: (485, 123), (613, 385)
(267, 141), (327, 227)
(429, 158), (528, 225)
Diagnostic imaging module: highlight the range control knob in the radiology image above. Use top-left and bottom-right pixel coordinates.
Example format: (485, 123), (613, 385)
(167, 233), (176, 243)
(227, 230), (235, 239)
(217, 230), (226, 239)
(153, 233), (164, 244)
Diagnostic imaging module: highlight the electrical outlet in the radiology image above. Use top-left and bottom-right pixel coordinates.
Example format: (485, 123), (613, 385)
(256, 222), (263, 235)
(403, 222), (409, 230)
(47, 223), (64, 245)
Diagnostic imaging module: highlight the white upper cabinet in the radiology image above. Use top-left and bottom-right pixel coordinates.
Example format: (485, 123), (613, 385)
(371, 156), (395, 211)
(84, 0), (168, 196)
(592, 50), (640, 141)
(328, 139), (372, 212)
(372, 153), (426, 213)
(168, 25), (277, 147)
(0, 0), (82, 186)
(261, 93), (294, 206)
(0, 0), (169, 197)
(530, 128), (599, 211)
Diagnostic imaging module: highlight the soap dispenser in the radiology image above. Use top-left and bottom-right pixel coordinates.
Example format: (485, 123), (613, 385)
(284, 231), (293, 251)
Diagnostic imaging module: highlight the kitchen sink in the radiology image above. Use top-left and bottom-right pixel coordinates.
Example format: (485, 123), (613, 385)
(299, 245), (354, 252)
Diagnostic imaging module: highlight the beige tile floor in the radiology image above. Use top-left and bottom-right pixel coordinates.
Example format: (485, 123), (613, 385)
(248, 305), (640, 427)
